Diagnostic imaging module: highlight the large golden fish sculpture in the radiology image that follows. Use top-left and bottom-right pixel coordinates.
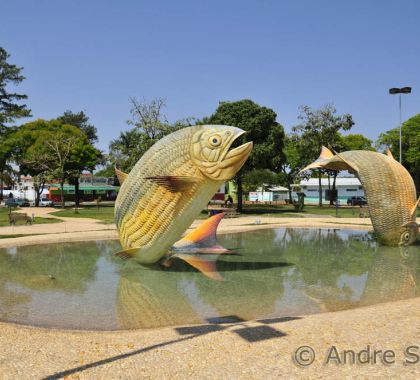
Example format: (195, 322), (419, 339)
(301, 147), (419, 246)
(114, 125), (252, 271)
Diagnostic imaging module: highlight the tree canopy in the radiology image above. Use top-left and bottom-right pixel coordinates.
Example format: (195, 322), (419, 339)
(242, 169), (283, 194)
(11, 119), (102, 206)
(288, 104), (355, 206)
(0, 47), (31, 128)
(57, 110), (98, 143)
(377, 113), (420, 191)
(108, 97), (188, 173)
(338, 133), (374, 151)
(0, 47), (31, 200)
(291, 104), (354, 165)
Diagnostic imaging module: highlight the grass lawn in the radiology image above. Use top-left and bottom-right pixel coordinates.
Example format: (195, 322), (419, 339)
(243, 203), (420, 218)
(0, 233), (44, 239)
(48, 202), (420, 222)
(301, 205), (366, 218)
(50, 205), (115, 224)
(0, 208), (63, 227)
(240, 203), (364, 218)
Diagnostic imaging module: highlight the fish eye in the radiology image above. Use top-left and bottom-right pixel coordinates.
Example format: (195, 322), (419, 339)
(208, 135), (222, 147)
(402, 232), (410, 241)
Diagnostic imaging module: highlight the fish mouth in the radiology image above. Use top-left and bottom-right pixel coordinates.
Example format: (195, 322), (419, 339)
(217, 130), (253, 179)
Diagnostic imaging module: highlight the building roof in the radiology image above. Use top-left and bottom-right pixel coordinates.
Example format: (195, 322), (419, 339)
(256, 185), (289, 192)
(298, 177), (361, 187)
(267, 185), (289, 192)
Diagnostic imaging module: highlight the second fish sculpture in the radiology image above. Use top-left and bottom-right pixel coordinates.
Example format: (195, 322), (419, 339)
(301, 147), (419, 246)
(114, 125), (252, 277)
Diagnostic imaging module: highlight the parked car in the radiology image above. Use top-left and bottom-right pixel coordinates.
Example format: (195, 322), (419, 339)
(347, 196), (367, 206)
(29, 198), (54, 207)
(4, 198), (30, 207)
(39, 198), (54, 207)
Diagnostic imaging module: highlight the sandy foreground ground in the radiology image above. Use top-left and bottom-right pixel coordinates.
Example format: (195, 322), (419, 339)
(0, 208), (418, 379)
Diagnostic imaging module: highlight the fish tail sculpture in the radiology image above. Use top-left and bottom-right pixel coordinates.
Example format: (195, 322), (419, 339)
(300, 147), (419, 246)
(117, 211), (231, 280)
(114, 125), (252, 269)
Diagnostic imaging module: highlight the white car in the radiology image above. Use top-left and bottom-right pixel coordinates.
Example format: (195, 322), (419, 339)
(30, 198), (54, 207)
(40, 198), (54, 207)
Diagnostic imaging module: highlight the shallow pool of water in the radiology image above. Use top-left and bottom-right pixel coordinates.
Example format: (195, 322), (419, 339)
(0, 228), (418, 330)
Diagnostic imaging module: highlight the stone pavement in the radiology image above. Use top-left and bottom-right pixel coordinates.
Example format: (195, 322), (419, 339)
(0, 297), (418, 379)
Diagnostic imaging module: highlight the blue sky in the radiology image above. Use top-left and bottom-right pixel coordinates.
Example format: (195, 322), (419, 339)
(2, 0), (419, 151)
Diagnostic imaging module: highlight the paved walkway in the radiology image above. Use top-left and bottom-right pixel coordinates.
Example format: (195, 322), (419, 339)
(0, 297), (418, 379)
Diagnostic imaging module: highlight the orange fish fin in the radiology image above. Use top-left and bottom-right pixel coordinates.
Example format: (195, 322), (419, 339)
(115, 247), (139, 260)
(385, 147), (395, 160)
(115, 167), (128, 185)
(145, 176), (198, 192)
(300, 146), (335, 172)
(181, 212), (225, 247)
(173, 253), (223, 281)
(320, 146), (334, 159)
(410, 197), (420, 219)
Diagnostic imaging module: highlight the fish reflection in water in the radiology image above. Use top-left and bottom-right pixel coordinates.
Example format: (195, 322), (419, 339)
(116, 228), (420, 329)
(116, 257), (291, 329)
(359, 246), (419, 305)
(278, 229), (419, 312)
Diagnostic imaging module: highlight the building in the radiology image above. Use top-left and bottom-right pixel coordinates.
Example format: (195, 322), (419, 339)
(211, 183), (226, 202)
(4, 176), (49, 201)
(4, 174), (119, 203)
(293, 177), (364, 204)
(249, 186), (289, 202)
(49, 176), (119, 202)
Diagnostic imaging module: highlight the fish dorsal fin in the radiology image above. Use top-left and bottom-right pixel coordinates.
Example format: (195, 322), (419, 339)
(115, 167), (128, 185)
(320, 146), (334, 159)
(385, 147), (395, 160)
(180, 212), (225, 247)
(410, 197), (420, 220)
(146, 176), (198, 192)
(300, 146), (335, 173)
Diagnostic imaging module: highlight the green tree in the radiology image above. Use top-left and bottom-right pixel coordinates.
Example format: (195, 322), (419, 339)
(292, 104), (354, 206)
(0, 127), (16, 201)
(57, 110), (98, 143)
(339, 133), (374, 151)
(109, 128), (151, 173)
(0, 47), (31, 200)
(108, 98), (189, 174)
(0, 47), (31, 128)
(377, 114), (420, 192)
(11, 119), (101, 208)
(57, 110), (101, 207)
(282, 135), (304, 203)
(242, 169), (282, 194)
(203, 99), (286, 212)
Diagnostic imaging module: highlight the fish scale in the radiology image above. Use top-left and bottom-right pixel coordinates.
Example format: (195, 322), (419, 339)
(302, 148), (418, 245)
(339, 151), (415, 234)
(114, 125), (253, 264)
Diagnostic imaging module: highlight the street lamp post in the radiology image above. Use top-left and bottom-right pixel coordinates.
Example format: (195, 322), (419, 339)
(388, 86), (412, 163)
